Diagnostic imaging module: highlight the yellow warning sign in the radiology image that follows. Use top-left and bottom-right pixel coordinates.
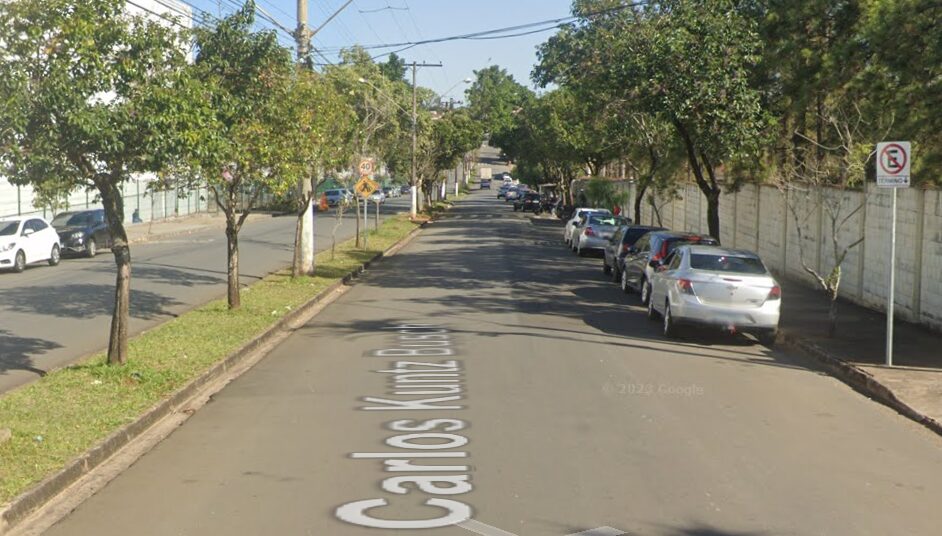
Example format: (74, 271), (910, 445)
(355, 177), (379, 198)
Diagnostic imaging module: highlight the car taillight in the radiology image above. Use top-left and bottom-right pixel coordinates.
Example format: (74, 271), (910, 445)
(584, 227), (596, 236)
(678, 279), (695, 295)
(767, 285), (781, 300)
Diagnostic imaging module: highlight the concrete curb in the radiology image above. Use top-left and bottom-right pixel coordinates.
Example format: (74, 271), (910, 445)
(780, 330), (942, 437)
(0, 221), (427, 535)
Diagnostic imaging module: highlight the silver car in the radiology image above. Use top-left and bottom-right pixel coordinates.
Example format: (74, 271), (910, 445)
(574, 214), (630, 256)
(647, 245), (781, 344)
(563, 208), (611, 247)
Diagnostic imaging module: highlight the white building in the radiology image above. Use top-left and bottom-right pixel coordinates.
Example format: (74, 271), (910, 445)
(0, 0), (205, 223)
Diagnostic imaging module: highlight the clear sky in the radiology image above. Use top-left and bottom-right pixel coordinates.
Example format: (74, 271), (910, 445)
(184, 0), (573, 99)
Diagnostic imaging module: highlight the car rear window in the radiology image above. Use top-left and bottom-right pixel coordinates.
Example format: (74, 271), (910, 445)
(589, 215), (628, 226)
(690, 253), (768, 274)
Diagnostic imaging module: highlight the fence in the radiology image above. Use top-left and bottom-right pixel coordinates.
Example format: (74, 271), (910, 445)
(631, 181), (942, 332)
(0, 176), (212, 224)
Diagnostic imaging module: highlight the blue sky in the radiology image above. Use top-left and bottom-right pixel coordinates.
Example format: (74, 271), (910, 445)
(185, 0), (573, 99)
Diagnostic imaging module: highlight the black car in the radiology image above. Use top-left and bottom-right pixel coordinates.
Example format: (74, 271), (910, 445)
(619, 231), (719, 303)
(603, 225), (666, 281)
(513, 192), (542, 212)
(400, 184), (411, 195)
(51, 209), (112, 258)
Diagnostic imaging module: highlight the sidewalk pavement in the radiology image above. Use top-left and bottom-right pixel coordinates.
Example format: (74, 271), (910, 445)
(778, 277), (942, 434)
(125, 212), (270, 245)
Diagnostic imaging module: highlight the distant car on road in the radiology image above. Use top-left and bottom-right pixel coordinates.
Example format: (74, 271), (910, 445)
(513, 192), (541, 212)
(369, 190), (386, 204)
(0, 217), (61, 272)
(619, 231), (719, 304)
(400, 185), (411, 195)
(51, 209), (111, 258)
(480, 178), (491, 190)
(647, 245), (780, 344)
(324, 189), (352, 207)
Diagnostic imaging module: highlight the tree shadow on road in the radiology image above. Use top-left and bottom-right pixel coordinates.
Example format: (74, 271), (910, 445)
(132, 264), (225, 287)
(0, 284), (182, 320)
(0, 329), (61, 377)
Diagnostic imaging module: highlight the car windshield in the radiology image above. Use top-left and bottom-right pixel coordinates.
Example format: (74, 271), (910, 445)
(52, 212), (94, 227)
(690, 253), (768, 274)
(0, 221), (20, 236)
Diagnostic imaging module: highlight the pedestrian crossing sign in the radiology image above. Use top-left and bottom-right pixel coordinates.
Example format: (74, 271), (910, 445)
(355, 177), (379, 198)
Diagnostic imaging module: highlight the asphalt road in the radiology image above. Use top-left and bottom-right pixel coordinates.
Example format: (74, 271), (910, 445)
(41, 185), (942, 535)
(0, 197), (409, 393)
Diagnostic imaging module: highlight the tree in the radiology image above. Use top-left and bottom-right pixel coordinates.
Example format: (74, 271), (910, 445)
(465, 65), (534, 161)
(584, 177), (628, 212)
(0, 0), (195, 364)
(379, 52), (407, 83)
(190, 2), (296, 309)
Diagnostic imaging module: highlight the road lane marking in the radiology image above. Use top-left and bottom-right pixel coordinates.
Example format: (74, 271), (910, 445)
(568, 528), (627, 536)
(458, 519), (519, 536)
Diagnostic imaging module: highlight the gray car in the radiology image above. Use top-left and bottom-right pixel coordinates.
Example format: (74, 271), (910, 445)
(563, 208), (611, 247)
(647, 245), (781, 344)
(573, 214), (631, 256)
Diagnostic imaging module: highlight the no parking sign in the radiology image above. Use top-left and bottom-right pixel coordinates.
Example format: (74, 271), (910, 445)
(876, 141), (911, 188)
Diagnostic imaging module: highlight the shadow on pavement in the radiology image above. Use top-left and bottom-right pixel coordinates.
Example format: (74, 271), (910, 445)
(0, 329), (61, 377)
(0, 283), (182, 320)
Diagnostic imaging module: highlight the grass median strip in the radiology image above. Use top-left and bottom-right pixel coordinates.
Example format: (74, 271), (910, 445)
(0, 213), (419, 504)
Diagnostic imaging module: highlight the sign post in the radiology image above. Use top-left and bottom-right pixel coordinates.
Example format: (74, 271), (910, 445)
(355, 158), (379, 250)
(876, 141), (911, 367)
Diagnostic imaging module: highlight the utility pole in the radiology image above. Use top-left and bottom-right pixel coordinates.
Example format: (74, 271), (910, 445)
(294, 0), (315, 275)
(409, 61), (442, 218)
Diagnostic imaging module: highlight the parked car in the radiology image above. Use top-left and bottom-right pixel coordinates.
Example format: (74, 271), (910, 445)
(563, 208), (611, 246)
(647, 245), (780, 344)
(619, 230), (719, 304)
(50, 209), (112, 258)
(505, 187), (522, 201)
(573, 215), (631, 256)
(497, 184), (511, 199)
(0, 217), (61, 272)
(324, 188), (352, 207)
(369, 190), (386, 204)
(554, 200), (574, 220)
(480, 178), (492, 190)
(400, 184), (411, 195)
(603, 225), (666, 279)
(513, 192), (542, 212)
(382, 187), (399, 198)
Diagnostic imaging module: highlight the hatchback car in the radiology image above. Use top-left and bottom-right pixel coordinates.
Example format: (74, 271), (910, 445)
(647, 245), (780, 344)
(51, 209), (112, 257)
(573, 214), (631, 256)
(324, 189), (352, 207)
(0, 217), (61, 272)
(603, 225), (666, 280)
(620, 231), (719, 304)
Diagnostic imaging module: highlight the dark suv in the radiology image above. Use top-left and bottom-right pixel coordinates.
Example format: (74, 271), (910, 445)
(619, 231), (718, 303)
(51, 209), (112, 258)
(602, 225), (666, 281)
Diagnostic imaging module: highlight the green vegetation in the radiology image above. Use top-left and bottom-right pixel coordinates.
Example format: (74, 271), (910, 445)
(0, 215), (418, 503)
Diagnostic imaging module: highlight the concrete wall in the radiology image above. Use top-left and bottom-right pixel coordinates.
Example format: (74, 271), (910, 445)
(632, 182), (942, 332)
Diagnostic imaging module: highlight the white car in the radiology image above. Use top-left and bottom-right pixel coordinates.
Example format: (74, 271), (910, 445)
(563, 208), (611, 246)
(369, 190), (386, 203)
(647, 245), (781, 344)
(0, 217), (61, 273)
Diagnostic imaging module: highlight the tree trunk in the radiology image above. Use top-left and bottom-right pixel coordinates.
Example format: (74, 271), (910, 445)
(827, 287), (839, 338)
(634, 182), (648, 224)
(226, 217), (240, 309)
(705, 188), (721, 242)
(97, 178), (130, 365)
(292, 204), (303, 278)
(673, 120), (723, 242)
(354, 195), (361, 248)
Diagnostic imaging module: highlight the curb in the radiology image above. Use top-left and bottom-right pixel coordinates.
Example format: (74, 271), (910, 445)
(0, 221), (427, 535)
(780, 330), (942, 437)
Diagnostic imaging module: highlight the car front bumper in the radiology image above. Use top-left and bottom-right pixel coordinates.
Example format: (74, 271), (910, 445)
(671, 295), (780, 332)
(0, 247), (17, 267)
(59, 235), (88, 254)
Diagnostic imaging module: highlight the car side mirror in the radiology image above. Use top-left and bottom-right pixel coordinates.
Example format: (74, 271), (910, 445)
(22, 228), (34, 237)
(657, 265), (669, 273)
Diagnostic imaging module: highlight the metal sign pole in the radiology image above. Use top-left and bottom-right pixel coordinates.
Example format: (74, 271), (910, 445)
(363, 196), (368, 249)
(887, 187), (896, 367)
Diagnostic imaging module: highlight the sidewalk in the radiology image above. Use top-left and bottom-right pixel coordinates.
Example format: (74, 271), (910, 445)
(125, 212), (270, 245)
(778, 277), (942, 433)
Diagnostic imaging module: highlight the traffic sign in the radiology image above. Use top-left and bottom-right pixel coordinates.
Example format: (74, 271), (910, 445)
(876, 141), (911, 188)
(354, 177), (379, 198)
(358, 158), (374, 177)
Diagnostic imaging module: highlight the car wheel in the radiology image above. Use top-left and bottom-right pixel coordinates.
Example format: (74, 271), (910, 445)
(611, 266), (621, 283)
(48, 244), (60, 266)
(640, 279), (651, 305)
(577, 246), (586, 257)
(86, 238), (98, 258)
(757, 330), (778, 346)
(13, 250), (26, 273)
(663, 302), (680, 338)
(602, 261), (612, 275)
(646, 295), (659, 321)
(620, 269), (631, 294)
